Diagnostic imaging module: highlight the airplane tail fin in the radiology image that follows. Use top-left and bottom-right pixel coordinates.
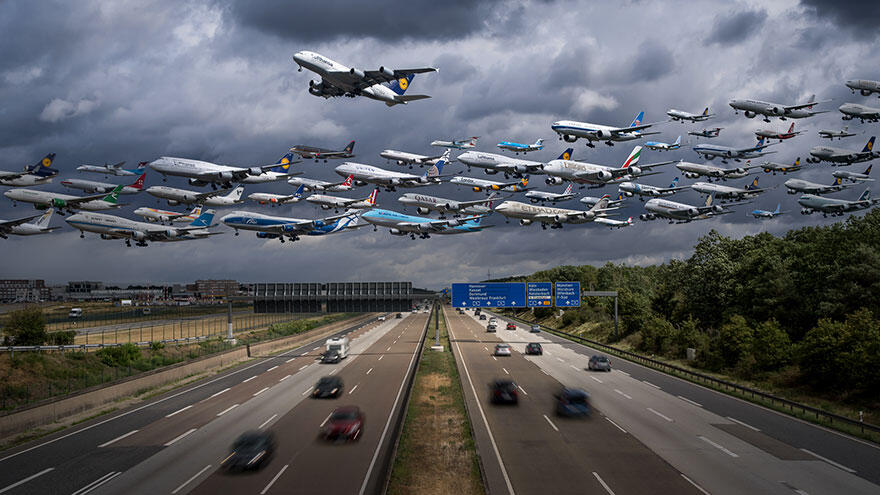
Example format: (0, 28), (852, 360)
(33, 209), (54, 228)
(673, 135), (681, 146)
(669, 177), (679, 188)
(189, 209), (215, 227)
(426, 150), (450, 178)
(863, 136), (875, 153)
(563, 183), (573, 195)
(341, 174), (354, 188)
(388, 74), (415, 95)
(774, 203), (781, 214)
(227, 186), (245, 201)
(293, 184), (306, 199)
(807, 94), (816, 104)
(788, 122), (795, 133)
(630, 111), (645, 127)
(102, 185), (124, 204)
(833, 177), (843, 186)
(534, 138), (544, 147)
(189, 206), (203, 218)
(617, 192), (625, 202)
(271, 151), (296, 173)
(747, 177), (759, 190)
(28, 153), (60, 177)
(343, 141), (356, 155)
(864, 164), (873, 175)
(705, 193), (715, 207)
(129, 172), (146, 191)
(366, 188), (379, 206)
(557, 148), (574, 160)
(702, 107), (710, 116)
(518, 176), (530, 189)
(132, 162), (148, 175)
(794, 157), (800, 167)
(590, 194), (610, 212)
(756, 136), (766, 148)
(621, 146), (642, 169)
(859, 189), (871, 201)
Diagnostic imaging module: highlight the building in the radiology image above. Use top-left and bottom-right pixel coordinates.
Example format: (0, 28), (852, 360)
(194, 280), (242, 300)
(67, 281), (103, 297)
(0, 280), (51, 302)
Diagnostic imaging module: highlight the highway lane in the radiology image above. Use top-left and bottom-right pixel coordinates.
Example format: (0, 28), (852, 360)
(0, 314), (379, 495)
(446, 307), (698, 495)
(478, 309), (880, 495)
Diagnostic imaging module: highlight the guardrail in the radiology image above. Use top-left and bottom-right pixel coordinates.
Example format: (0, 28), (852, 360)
(496, 310), (880, 439)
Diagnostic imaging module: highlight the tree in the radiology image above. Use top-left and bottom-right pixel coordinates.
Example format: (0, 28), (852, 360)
(2, 307), (47, 346)
(717, 315), (753, 369)
(751, 319), (791, 371)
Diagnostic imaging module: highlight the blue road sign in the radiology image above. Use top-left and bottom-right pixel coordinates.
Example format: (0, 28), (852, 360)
(555, 281), (581, 307)
(527, 282), (553, 307)
(452, 283), (526, 308)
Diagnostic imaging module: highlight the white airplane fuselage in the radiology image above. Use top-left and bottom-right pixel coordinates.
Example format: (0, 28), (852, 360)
(292, 51), (403, 105)
(61, 179), (140, 195)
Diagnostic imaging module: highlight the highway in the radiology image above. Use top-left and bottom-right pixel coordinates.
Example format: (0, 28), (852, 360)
(454, 308), (880, 495)
(0, 312), (426, 495)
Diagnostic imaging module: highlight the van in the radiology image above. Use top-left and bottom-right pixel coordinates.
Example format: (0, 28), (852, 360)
(142, 307), (152, 315)
(68, 308), (83, 318)
(325, 337), (350, 359)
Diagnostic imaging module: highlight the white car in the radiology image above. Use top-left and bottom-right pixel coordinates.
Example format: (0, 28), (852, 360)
(378, 315), (386, 321)
(494, 343), (512, 357)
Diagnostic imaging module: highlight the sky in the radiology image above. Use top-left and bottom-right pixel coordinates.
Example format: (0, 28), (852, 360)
(1, 0), (879, 288)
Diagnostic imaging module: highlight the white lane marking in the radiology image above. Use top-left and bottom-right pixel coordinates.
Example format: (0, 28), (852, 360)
(320, 413), (333, 427)
(71, 471), (120, 495)
(302, 387), (313, 396)
(605, 417), (627, 433)
(279, 374), (291, 382)
(253, 387), (269, 397)
(217, 404), (239, 416)
(165, 405), (193, 418)
(647, 407), (673, 422)
(0, 467), (54, 494)
(780, 481), (809, 495)
(518, 385), (528, 395)
(386, 346), (392, 351)
(614, 389), (632, 400)
(545, 351), (552, 356)
(570, 364), (579, 371)
(329, 368), (338, 375)
(298, 365), (308, 371)
(367, 368), (373, 375)
(378, 355), (384, 361)
(677, 395), (703, 407)
(617, 370), (630, 376)
(164, 428), (197, 447)
(312, 347), (320, 351)
(800, 448), (856, 473)
(98, 429), (138, 448)
(483, 346), (489, 351)
(592, 472), (616, 495)
(207, 387), (230, 400)
(267, 365), (279, 372)
(727, 416), (760, 431)
(243, 375), (257, 383)
(543, 414), (559, 432)
(292, 355), (302, 361)
(260, 464), (289, 495)
(172, 464), (212, 494)
(591, 376), (603, 383)
(699, 436), (738, 458)
(643, 381), (661, 390)
(492, 356), (497, 361)
(681, 474), (710, 495)
(349, 384), (359, 394)
(502, 368), (509, 375)
(259, 414), (278, 429)
(556, 357), (565, 363)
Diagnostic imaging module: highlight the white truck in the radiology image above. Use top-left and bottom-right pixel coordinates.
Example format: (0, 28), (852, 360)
(325, 337), (350, 359)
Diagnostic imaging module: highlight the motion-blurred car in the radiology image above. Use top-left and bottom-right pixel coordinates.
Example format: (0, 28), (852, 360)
(312, 376), (344, 398)
(525, 342), (543, 355)
(321, 405), (364, 442)
(479, 314), (487, 320)
(506, 322), (517, 330)
(555, 388), (591, 417)
(321, 350), (341, 364)
(487, 323), (497, 332)
(490, 379), (519, 404)
(221, 431), (276, 471)
(494, 343), (511, 356)
(588, 355), (612, 372)
(395, 312), (403, 318)
(530, 324), (541, 333)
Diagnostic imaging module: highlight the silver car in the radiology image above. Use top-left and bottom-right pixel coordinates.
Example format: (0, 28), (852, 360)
(494, 343), (512, 356)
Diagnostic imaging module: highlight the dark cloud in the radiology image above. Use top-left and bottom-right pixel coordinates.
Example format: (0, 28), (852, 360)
(800, 0), (880, 36)
(704, 8), (767, 45)
(627, 40), (675, 82)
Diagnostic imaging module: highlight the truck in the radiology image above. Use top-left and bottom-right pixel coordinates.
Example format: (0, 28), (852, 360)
(68, 308), (83, 318)
(325, 337), (350, 359)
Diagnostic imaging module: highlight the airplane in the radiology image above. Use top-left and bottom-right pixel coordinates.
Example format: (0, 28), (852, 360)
(450, 175), (530, 194)
(524, 184), (578, 204)
(148, 152), (301, 188)
(688, 127), (723, 139)
(333, 152), (448, 191)
(595, 216), (634, 229)
(292, 51), (437, 106)
(761, 157), (804, 175)
(818, 126), (856, 140)
(799, 188), (879, 216)
(0, 210), (59, 238)
(543, 146), (673, 186)
(220, 209), (362, 243)
(618, 177), (690, 199)
(497, 139), (544, 154)
(288, 174), (354, 192)
(751, 203), (784, 219)
(643, 136), (681, 151)
(248, 185), (307, 206)
(133, 205), (203, 224)
(77, 161), (146, 177)
(833, 164), (874, 183)
(807, 137), (878, 165)
(667, 107), (712, 122)
(676, 159), (762, 181)
(430, 137), (478, 149)
(845, 79), (880, 97)
(397, 192), (498, 217)
(692, 176), (771, 201)
(361, 209), (491, 238)
(4, 185), (125, 213)
(784, 177), (851, 195)
(145, 185), (244, 206)
(551, 111), (661, 147)
(839, 103), (880, 123)
(494, 195), (614, 229)
(289, 141), (355, 162)
(640, 194), (741, 223)
(380, 149), (446, 168)
(693, 137), (777, 163)
(456, 148), (554, 176)
(728, 94), (830, 122)
(754, 122), (803, 142)
(60, 173), (145, 195)
(580, 193), (625, 208)
(0, 153), (60, 187)
(66, 209), (221, 247)
(306, 187), (378, 211)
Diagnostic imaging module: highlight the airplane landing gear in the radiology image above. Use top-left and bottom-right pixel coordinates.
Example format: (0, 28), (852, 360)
(125, 240), (131, 247)
(80, 233), (85, 238)
(606, 141), (614, 146)
(410, 234), (416, 240)
(585, 142), (595, 148)
(234, 231), (239, 236)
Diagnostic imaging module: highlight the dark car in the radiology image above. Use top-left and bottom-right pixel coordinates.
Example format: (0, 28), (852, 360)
(396, 312), (403, 318)
(474, 308), (481, 316)
(490, 379), (519, 404)
(312, 376), (343, 398)
(486, 323), (497, 332)
(525, 342), (543, 355)
(321, 350), (341, 364)
(588, 355), (612, 372)
(222, 431), (276, 471)
(479, 314), (487, 320)
(555, 388), (591, 417)
(506, 322), (517, 330)
(321, 406), (364, 442)
(530, 324), (541, 333)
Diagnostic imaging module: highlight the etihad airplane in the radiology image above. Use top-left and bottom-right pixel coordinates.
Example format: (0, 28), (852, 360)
(334, 152), (448, 190)
(61, 173), (145, 195)
(361, 209), (491, 238)
(456, 148), (561, 176)
(66, 209), (221, 246)
(220, 209), (362, 242)
(729, 94), (830, 122)
(839, 103), (880, 123)
(755, 122), (803, 142)
(288, 174), (354, 192)
(77, 161), (146, 177)
(525, 183), (577, 204)
(751, 203), (784, 219)
(292, 50), (436, 106)
(676, 160), (762, 180)
(248, 185), (307, 206)
(807, 137), (878, 165)
(307, 187), (378, 211)
(0, 209), (59, 238)
(494, 195), (614, 229)
(833, 164), (874, 183)
(133, 205), (203, 224)
(692, 176), (771, 201)
(551, 111), (661, 147)
(667, 107), (712, 122)
(799, 189), (879, 216)
(430, 137), (478, 149)
(846, 79), (880, 97)
(0, 153), (60, 187)
(4, 185), (125, 213)
(618, 177), (690, 199)
(784, 177), (851, 195)
(146, 185), (244, 206)
(397, 192), (498, 216)
(761, 157), (804, 175)
(289, 141), (355, 162)
(497, 138), (544, 154)
(380, 149), (446, 167)
(640, 194), (740, 223)
(688, 127), (723, 139)
(818, 127), (856, 140)
(644, 136), (681, 151)
(543, 146), (673, 186)
(450, 175), (530, 193)
(148, 152), (300, 188)
(693, 137), (777, 162)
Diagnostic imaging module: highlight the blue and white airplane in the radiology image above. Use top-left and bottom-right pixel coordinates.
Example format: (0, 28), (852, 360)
(497, 138), (544, 155)
(65, 209), (221, 247)
(0, 153), (60, 187)
(751, 203), (784, 219)
(361, 209), (491, 239)
(551, 111), (661, 148)
(220, 209), (361, 243)
(77, 160), (146, 177)
(644, 136), (681, 152)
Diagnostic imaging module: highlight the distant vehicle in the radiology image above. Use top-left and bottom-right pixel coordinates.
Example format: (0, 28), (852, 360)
(692, 138), (777, 163)
(142, 307), (151, 315)
(506, 322), (517, 330)
(542, 146), (673, 186)
(61, 172), (146, 195)
(688, 127), (723, 139)
(486, 323), (497, 332)
(530, 324), (541, 333)
(334, 152), (448, 191)
(489, 317), (497, 325)
(289, 140), (355, 162)
(497, 138), (544, 155)
(325, 337), (350, 359)
(833, 164), (874, 183)
(798, 189), (879, 217)
(145, 185), (243, 207)
(640, 195), (740, 224)
(287, 174), (354, 192)
(494, 196), (616, 229)
(362, 209), (490, 239)
(691, 176), (771, 201)
(66, 209), (221, 247)
(479, 314), (487, 320)
(839, 103), (880, 123)
(77, 160), (146, 177)
(729, 94), (830, 122)
(555, 388), (591, 417)
(321, 406), (364, 442)
(431, 136), (478, 149)
(676, 160), (762, 180)
(148, 152), (300, 188)
(818, 126), (856, 141)
(378, 315), (386, 321)
(398, 191), (498, 216)
(474, 308), (481, 315)
(551, 111), (661, 147)
(490, 379), (519, 404)
(306, 187), (378, 212)
(588, 355), (612, 372)
(450, 175), (530, 194)
(312, 376), (344, 398)
(321, 350), (341, 364)
(525, 183), (578, 204)
(751, 203), (785, 219)
(0, 209), (59, 239)
(395, 313), (403, 319)
(755, 122), (804, 142)
(380, 149), (447, 167)
(643, 135), (682, 152)
(761, 157), (804, 175)
(618, 177), (690, 199)
(5, 185), (126, 213)
(784, 177), (851, 195)
(667, 107), (713, 122)
(846, 79), (880, 97)
(494, 343), (511, 356)
(221, 431), (276, 471)
(248, 185), (306, 206)
(808, 136), (878, 165)
(68, 308), (83, 318)
(525, 342), (543, 355)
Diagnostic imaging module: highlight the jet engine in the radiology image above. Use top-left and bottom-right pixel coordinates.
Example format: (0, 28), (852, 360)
(744, 111), (756, 118)
(735, 167), (746, 175)
(562, 134), (577, 142)
(164, 228), (179, 238)
(389, 228), (406, 236)
(514, 165), (529, 174)
(627, 166), (642, 176)
(484, 169), (498, 175)
(417, 207), (430, 215)
(51, 198), (67, 207)
(685, 172), (699, 179)
(349, 68), (365, 79)
(596, 170), (612, 182)
(623, 191), (634, 197)
(596, 130), (613, 140)
(132, 231), (146, 241)
(519, 219), (532, 226)
(639, 213), (655, 221)
(849, 154), (859, 161)
(189, 178), (209, 186)
(390, 178), (401, 186)
(688, 208), (699, 216)
(771, 106), (784, 115)
(545, 177), (564, 185)
(379, 66), (394, 78)
(713, 205), (724, 213)
(100, 234), (115, 240)
(168, 200), (179, 206)
(862, 89), (873, 96)
(218, 171), (233, 181)
(248, 167), (263, 176)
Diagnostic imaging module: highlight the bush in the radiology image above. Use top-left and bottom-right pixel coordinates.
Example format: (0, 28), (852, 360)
(48, 331), (76, 346)
(718, 315), (753, 369)
(2, 307), (47, 346)
(798, 309), (880, 392)
(96, 343), (141, 367)
(751, 319), (791, 371)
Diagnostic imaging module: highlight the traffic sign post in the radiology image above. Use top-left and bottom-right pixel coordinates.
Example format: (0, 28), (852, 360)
(554, 282), (581, 307)
(451, 283), (526, 308)
(527, 282), (553, 307)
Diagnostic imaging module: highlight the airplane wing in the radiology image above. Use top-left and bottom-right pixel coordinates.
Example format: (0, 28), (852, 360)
(605, 122), (662, 134)
(785, 99), (831, 111)
(63, 191), (123, 206)
(0, 213), (43, 231)
(326, 67), (436, 90)
(0, 171), (31, 180)
(457, 195), (502, 207)
(362, 67), (437, 84)
(195, 188), (233, 200)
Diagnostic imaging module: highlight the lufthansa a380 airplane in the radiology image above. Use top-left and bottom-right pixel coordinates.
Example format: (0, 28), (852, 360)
(292, 51), (437, 106)
(148, 152), (301, 188)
